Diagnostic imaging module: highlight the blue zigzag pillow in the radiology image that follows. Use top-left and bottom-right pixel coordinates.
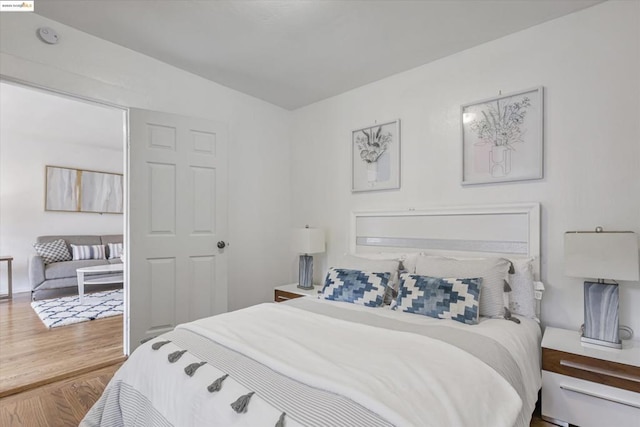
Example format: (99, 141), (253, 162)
(322, 268), (390, 307)
(394, 273), (481, 325)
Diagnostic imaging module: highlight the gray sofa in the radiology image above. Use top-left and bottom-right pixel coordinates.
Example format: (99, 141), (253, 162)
(29, 235), (123, 300)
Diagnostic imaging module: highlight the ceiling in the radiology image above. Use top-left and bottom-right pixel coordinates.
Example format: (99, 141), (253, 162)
(35, 0), (602, 110)
(0, 82), (125, 150)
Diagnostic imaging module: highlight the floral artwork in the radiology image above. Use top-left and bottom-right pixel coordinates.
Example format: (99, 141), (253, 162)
(462, 87), (543, 185)
(355, 126), (392, 163)
(352, 120), (400, 192)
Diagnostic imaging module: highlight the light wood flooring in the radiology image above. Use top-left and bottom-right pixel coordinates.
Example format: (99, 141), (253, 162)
(0, 292), (125, 398)
(0, 292), (555, 426)
(0, 362), (122, 426)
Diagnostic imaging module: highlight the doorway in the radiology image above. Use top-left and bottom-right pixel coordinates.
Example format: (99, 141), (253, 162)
(0, 80), (127, 396)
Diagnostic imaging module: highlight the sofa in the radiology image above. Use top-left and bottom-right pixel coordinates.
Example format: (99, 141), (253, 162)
(29, 235), (123, 300)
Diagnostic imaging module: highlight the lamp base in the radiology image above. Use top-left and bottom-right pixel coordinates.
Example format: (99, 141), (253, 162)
(580, 335), (622, 350)
(298, 254), (314, 290)
(582, 281), (622, 349)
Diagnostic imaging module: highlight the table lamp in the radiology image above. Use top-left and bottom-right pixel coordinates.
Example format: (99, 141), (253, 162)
(292, 226), (325, 290)
(564, 228), (639, 349)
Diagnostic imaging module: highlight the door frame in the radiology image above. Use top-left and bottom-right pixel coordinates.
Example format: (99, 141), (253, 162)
(0, 75), (133, 354)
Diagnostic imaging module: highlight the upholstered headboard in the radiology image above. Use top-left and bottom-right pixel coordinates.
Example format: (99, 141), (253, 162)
(350, 203), (541, 280)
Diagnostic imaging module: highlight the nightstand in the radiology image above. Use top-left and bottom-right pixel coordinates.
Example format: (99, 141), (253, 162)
(274, 283), (320, 302)
(541, 326), (640, 427)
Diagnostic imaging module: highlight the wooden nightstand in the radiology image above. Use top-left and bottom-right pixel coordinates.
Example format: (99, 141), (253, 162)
(541, 326), (640, 427)
(274, 283), (320, 302)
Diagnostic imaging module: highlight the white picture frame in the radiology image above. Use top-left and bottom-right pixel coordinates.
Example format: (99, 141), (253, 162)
(352, 119), (401, 192)
(461, 87), (543, 185)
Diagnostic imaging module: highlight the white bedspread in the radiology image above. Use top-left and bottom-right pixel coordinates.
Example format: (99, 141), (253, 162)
(180, 302), (523, 427)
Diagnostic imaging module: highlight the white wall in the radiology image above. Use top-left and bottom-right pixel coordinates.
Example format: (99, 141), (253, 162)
(0, 12), (292, 310)
(0, 109), (124, 293)
(290, 1), (640, 334)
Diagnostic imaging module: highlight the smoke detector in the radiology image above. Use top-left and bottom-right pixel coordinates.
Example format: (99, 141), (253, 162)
(37, 27), (60, 44)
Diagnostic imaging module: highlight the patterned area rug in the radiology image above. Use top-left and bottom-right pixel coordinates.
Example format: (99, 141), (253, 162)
(31, 289), (123, 328)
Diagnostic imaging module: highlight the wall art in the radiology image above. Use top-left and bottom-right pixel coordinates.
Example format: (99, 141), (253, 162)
(45, 165), (123, 214)
(352, 119), (400, 192)
(461, 87), (543, 185)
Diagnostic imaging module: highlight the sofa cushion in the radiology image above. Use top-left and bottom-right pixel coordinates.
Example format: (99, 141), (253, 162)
(33, 239), (72, 264)
(45, 260), (109, 280)
(71, 244), (106, 260)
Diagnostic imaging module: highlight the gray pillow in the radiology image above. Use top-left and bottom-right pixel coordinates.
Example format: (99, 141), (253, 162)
(415, 255), (510, 318)
(33, 238), (72, 264)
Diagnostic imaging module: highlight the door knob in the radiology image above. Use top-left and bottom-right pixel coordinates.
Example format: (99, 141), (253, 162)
(217, 241), (226, 249)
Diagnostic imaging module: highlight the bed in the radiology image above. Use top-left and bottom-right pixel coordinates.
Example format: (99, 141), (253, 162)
(82, 203), (543, 427)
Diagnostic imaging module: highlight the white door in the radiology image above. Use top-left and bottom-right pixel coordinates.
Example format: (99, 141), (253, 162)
(126, 108), (228, 354)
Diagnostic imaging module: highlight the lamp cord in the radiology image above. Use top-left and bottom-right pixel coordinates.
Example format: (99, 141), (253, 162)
(619, 325), (634, 341)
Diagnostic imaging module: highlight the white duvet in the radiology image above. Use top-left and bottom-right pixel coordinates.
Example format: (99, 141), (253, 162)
(89, 299), (541, 426)
(179, 301), (527, 427)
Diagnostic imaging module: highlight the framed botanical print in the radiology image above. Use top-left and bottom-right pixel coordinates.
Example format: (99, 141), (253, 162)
(461, 87), (543, 185)
(352, 119), (401, 192)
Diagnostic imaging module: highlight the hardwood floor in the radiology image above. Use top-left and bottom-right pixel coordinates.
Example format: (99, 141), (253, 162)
(0, 292), (124, 398)
(0, 363), (122, 427)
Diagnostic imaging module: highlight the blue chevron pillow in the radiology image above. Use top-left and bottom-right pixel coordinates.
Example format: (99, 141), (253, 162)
(394, 273), (481, 325)
(322, 268), (390, 307)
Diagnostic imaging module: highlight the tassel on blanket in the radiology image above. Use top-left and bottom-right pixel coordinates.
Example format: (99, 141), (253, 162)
(503, 307), (521, 324)
(185, 361), (207, 377)
(230, 391), (255, 413)
(207, 374), (229, 393)
(140, 336), (156, 344)
(151, 340), (171, 350)
(275, 412), (286, 427)
(168, 350), (187, 363)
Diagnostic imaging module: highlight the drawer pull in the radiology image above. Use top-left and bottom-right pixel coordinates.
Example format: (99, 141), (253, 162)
(560, 385), (640, 409)
(560, 360), (640, 383)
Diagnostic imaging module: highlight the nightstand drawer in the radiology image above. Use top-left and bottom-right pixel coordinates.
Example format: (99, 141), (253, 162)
(274, 289), (304, 302)
(542, 371), (640, 427)
(542, 348), (640, 393)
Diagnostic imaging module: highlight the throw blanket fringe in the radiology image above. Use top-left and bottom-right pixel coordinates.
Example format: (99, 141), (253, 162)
(207, 374), (228, 393)
(168, 349), (186, 363)
(152, 340), (171, 350)
(184, 361), (207, 376)
(230, 391), (255, 413)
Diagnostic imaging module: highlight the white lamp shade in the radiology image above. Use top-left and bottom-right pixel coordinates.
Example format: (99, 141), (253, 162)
(565, 232), (639, 281)
(292, 228), (325, 254)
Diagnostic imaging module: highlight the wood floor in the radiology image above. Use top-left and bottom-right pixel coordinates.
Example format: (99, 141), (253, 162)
(0, 292), (556, 426)
(0, 362), (122, 426)
(0, 292), (124, 398)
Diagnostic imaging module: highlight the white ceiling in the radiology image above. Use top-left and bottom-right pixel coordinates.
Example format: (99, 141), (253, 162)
(0, 82), (125, 150)
(35, 0), (602, 110)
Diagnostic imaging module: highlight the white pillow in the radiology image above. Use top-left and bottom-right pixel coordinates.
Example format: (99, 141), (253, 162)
(415, 255), (510, 318)
(71, 244), (106, 261)
(351, 252), (418, 273)
(107, 242), (123, 260)
(508, 258), (536, 319)
(334, 254), (400, 304)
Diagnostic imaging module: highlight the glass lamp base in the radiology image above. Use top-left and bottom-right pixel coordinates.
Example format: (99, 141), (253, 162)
(582, 281), (622, 349)
(298, 254), (314, 290)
